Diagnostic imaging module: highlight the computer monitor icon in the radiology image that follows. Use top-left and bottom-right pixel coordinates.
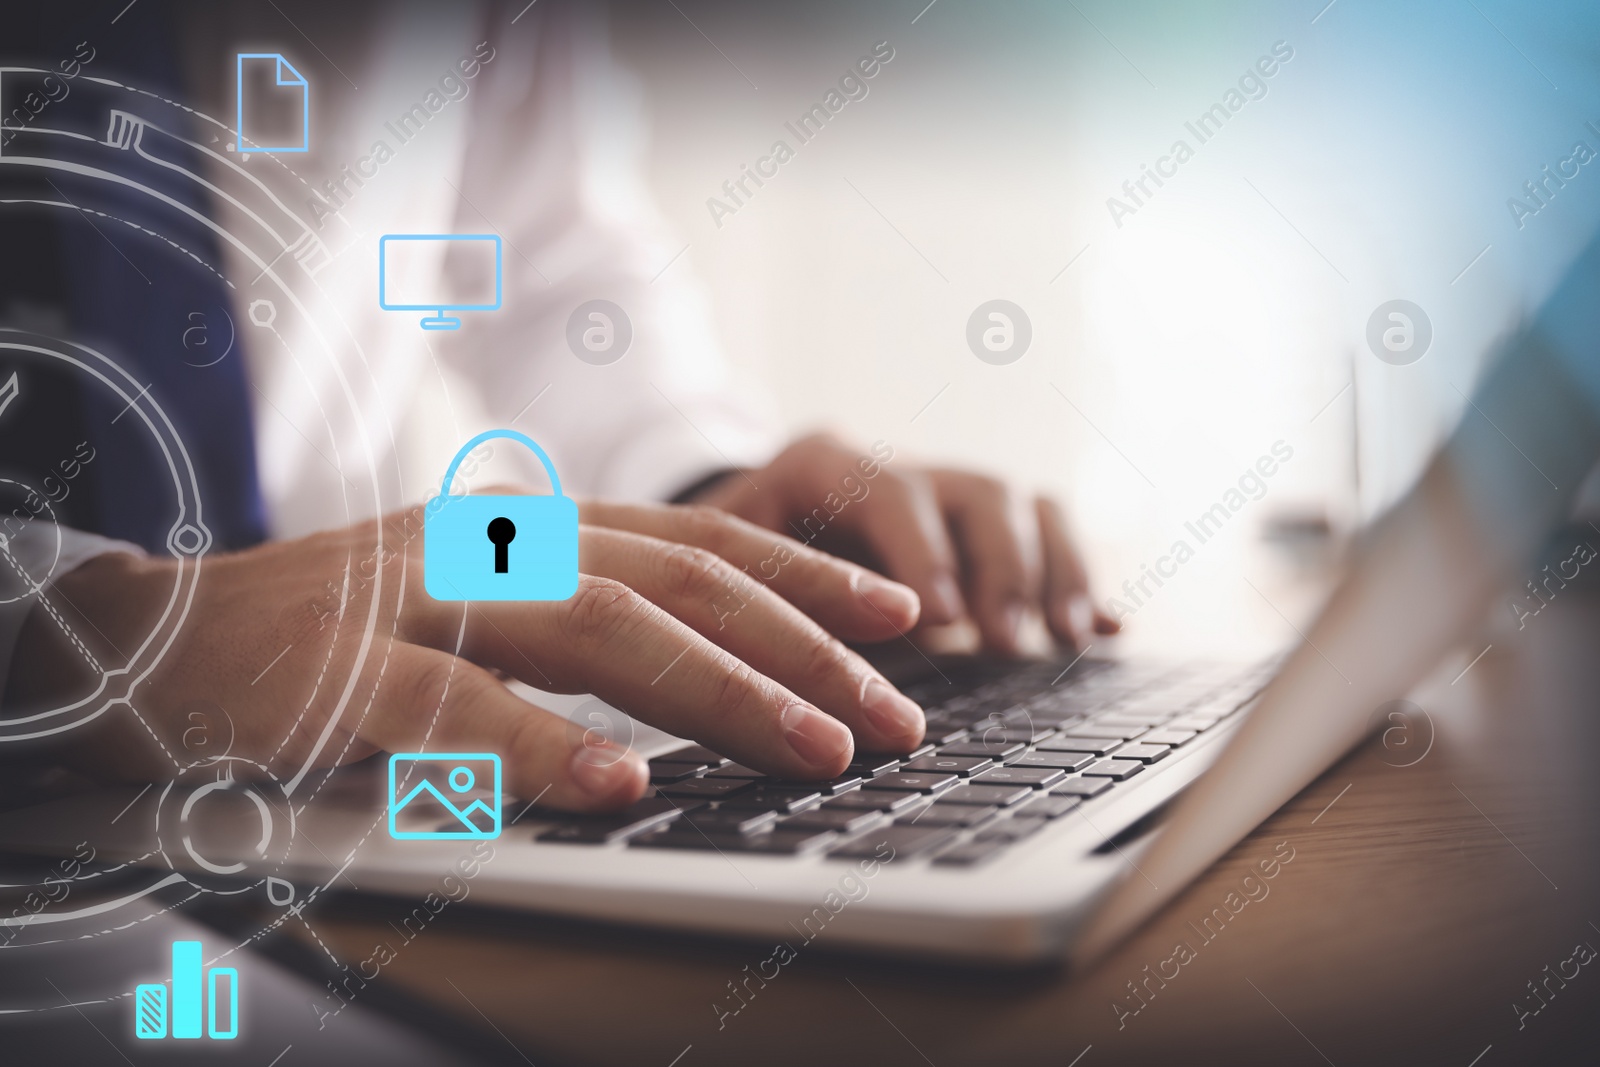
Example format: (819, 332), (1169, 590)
(378, 234), (503, 331)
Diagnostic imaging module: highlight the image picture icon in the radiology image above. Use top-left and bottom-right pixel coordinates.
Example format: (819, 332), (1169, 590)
(378, 234), (503, 330)
(388, 753), (503, 840)
(133, 940), (238, 1040)
(235, 53), (309, 154)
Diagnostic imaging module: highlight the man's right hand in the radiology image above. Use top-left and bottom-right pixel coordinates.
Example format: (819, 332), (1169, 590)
(5, 500), (926, 811)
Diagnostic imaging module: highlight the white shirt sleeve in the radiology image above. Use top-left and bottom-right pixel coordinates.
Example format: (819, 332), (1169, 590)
(433, 3), (782, 503)
(0, 523), (144, 706)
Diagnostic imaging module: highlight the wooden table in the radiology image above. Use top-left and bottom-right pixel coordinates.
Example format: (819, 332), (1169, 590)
(284, 592), (1600, 1067)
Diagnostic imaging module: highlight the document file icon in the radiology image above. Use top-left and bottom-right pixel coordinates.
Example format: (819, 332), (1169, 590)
(388, 753), (502, 840)
(236, 53), (309, 153)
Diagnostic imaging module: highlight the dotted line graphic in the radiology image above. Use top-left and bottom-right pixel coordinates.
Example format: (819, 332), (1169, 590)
(0, 197), (234, 289)
(0, 536), (101, 673)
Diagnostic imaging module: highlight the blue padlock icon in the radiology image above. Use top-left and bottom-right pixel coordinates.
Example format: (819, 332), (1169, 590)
(424, 429), (579, 601)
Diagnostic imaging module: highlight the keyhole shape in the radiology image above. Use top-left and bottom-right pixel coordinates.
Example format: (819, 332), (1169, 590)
(487, 517), (516, 573)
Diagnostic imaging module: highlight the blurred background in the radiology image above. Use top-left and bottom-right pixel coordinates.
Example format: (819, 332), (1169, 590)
(569, 0), (1600, 654)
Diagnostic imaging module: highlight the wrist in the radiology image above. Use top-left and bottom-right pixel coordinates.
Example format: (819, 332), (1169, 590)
(5, 551), (166, 709)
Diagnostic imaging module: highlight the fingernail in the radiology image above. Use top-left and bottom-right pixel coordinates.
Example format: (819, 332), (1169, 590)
(856, 573), (919, 623)
(862, 679), (925, 742)
(929, 574), (965, 621)
(569, 743), (644, 800)
(780, 703), (853, 768)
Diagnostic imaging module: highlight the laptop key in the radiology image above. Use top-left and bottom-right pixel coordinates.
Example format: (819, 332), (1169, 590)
(1111, 743), (1171, 764)
(939, 782), (1033, 807)
(1011, 751), (1095, 772)
(824, 790), (924, 813)
(846, 755), (902, 778)
(1094, 712), (1170, 728)
(632, 828), (834, 854)
(972, 766), (1065, 789)
(901, 755), (995, 778)
(966, 725), (1056, 745)
(782, 808), (891, 834)
(937, 739), (1026, 760)
(1061, 725), (1146, 741)
(653, 744), (726, 766)
(1081, 759), (1144, 780)
(923, 724), (971, 745)
(1026, 706), (1090, 726)
(722, 785), (825, 813)
(828, 825), (958, 860)
(862, 772), (960, 795)
(1051, 777), (1113, 798)
(705, 764), (769, 780)
(932, 839), (1010, 867)
(767, 773), (863, 796)
(908, 803), (1001, 828)
(631, 827), (727, 850)
(1036, 737), (1123, 756)
(658, 777), (756, 799)
(974, 815), (1049, 842)
(673, 809), (780, 834)
(1165, 715), (1221, 731)
(648, 761), (705, 783)
(1016, 793), (1083, 819)
(535, 796), (687, 844)
(1139, 728), (1198, 746)
(728, 829), (837, 854)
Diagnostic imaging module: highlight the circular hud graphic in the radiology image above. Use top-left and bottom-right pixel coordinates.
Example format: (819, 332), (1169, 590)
(0, 67), (444, 1023)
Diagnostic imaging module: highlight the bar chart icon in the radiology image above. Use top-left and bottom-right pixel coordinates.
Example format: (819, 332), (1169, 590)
(133, 940), (239, 1040)
(134, 983), (166, 1040)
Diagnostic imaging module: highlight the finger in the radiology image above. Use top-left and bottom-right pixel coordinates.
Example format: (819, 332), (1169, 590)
(578, 526), (925, 751)
(936, 471), (1040, 656)
(833, 469), (966, 625)
(410, 576), (856, 781)
(578, 501), (920, 641)
(1036, 496), (1120, 645)
(365, 643), (649, 812)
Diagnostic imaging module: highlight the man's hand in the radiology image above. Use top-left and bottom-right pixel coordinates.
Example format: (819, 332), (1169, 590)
(6, 502), (926, 812)
(689, 434), (1120, 656)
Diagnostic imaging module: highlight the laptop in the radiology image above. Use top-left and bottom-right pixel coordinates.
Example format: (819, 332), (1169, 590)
(2, 238), (1598, 966)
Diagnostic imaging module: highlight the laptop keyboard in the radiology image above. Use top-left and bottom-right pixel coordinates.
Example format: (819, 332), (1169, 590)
(532, 657), (1273, 867)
